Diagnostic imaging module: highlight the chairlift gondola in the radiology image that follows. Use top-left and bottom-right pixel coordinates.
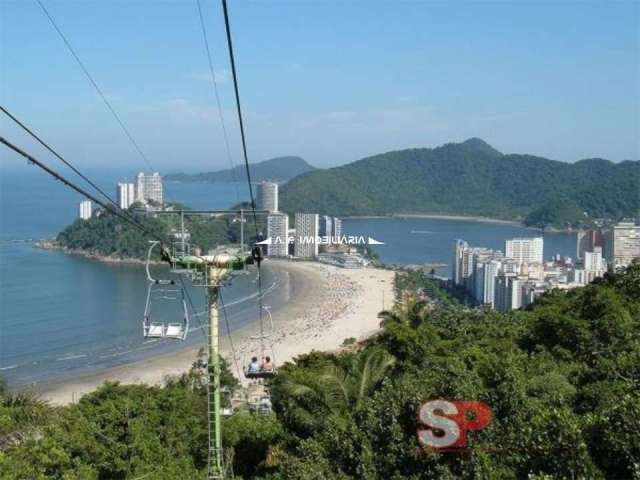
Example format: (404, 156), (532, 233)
(243, 305), (278, 379)
(143, 242), (190, 340)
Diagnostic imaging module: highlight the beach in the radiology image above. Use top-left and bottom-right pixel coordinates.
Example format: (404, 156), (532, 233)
(345, 213), (524, 226)
(38, 260), (395, 405)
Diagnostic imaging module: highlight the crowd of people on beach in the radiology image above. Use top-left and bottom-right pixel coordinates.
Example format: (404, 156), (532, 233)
(295, 268), (361, 339)
(230, 264), (362, 372)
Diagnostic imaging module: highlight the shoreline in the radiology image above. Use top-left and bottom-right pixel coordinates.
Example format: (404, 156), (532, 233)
(343, 213), (526, 226)
(36, 240), (162, 265)
(35, 260), (395, 405)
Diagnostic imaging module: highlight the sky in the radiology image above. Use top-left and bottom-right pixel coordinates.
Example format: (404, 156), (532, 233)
(1, 0), (639, 173)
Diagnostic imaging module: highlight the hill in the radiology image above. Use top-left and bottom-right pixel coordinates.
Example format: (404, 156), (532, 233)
(279, 139), (640, 228)
(165, 156), (317, 183)
(53, 202), (264, 261)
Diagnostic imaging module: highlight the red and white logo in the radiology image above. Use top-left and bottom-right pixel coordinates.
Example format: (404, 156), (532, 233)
(417, 400), (492, 451)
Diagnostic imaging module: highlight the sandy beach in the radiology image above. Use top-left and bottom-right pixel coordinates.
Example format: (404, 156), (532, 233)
(344, 213), (524, 226)
(39, 260), (395, 405)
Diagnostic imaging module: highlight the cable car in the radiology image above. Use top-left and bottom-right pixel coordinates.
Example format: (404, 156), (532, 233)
(246, 383), (273, 415)
(243, 305), (278, 379)
(243, 351), (277, 379)
(221, 386), (234, 416)
(143, 242), (190, 340)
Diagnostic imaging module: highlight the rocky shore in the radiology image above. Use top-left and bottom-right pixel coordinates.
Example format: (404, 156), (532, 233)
(36, 240), (154, 265)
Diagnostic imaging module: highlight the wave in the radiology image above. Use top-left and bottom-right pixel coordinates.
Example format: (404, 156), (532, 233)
(0, 364), (18, 371)
(56, 354), (88, 362)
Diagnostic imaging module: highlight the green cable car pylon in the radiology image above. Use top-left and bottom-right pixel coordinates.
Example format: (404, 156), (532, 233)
(159, 243), (258, 479)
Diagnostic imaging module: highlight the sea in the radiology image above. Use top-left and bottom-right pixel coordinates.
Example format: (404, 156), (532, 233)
(0, 166), (576, 388)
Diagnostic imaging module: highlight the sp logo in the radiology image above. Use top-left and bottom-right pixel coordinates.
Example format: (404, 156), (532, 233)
(417, 400), (492, 451)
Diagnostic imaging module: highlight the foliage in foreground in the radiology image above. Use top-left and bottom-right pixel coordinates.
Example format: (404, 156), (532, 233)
(1, 263), (639, 479)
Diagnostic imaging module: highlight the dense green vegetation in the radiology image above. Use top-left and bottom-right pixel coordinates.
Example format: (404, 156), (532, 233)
(279, 138), (639, 228)
(165, 156), (317, 184)
(393, 269), (460, 306)
(55, 203), (265, 260)
(2, 262), (638, 478)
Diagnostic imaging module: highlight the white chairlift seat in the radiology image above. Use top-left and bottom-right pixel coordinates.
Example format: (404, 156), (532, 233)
(146, 322), (165, 337)
(142, 241), (190, 341)
(143, 283), (189, 341)
(248, 395), (272, 415)
(165, 323), (186, 339)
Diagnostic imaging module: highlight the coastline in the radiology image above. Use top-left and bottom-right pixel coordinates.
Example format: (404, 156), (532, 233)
(343, 213), (526, 226)
(36, 259), (395, 405)
(36, 240), (162, 265)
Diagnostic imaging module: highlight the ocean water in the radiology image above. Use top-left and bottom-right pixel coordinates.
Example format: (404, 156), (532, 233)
(343, 217), (576, 277)
(0, 167), (280, 387)
(0, 167), (576, 387)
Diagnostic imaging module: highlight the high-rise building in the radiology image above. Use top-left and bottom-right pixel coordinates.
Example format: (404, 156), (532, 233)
(494, 273), (521, 312)
(294, 213), (319, 258)
(257, 182), (278, 213)
(117, 182), (136, 209)
(79, 200), (92, 220)
(521, 282), (546, 307)
(473, 257), (486, 303)
(136, 172), (163, 205)
(505, 237), (543, 264)
(471, 252), (501, 306)
(482, 260), (501, 306)
(453, 240), (469, 286)
(584, 247), (605, 272)
(608, 222), (640, 268)
(267, 213), (289, 257)
(576, 229), (604, 260)
(319, 216), (333, 237)
(333, 217), (342, 238)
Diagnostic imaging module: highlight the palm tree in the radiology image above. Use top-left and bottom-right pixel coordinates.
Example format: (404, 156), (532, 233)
(277, 349), (395, 416)
(0, 389), (50, 448)
(378, 297), (427, 329)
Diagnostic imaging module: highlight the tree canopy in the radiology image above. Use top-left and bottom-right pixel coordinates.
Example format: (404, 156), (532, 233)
(279, 139), (639, 229)
(2, 262), (639, 479)
(55, 203), (265, 261)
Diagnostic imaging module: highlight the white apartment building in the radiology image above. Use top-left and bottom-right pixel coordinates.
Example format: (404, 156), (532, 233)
(294, 213), (319, 258)
(333, 217), (342, 238)
(267, 213), (289, 257)
(608, 222), (640, 268)
(117, 182), (136, 209)
(505, 237), (544, 264)
(136, 172), (163, 205)
(453, 240), (470, 286)
(257, 181), (278, 213)
(79, 200), (92, 220)
(494, 274), (522, 312)
(473, 257), (501, 306)
(584, 247), (605, 272)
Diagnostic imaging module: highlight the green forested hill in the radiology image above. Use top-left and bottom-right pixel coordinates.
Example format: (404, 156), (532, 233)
(279, 139), (639, 227)
(55, 202), (264, 260)
(165, 156), (316, 183)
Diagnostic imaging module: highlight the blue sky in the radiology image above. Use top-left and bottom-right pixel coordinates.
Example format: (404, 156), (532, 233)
(1, 0), (638, 172)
